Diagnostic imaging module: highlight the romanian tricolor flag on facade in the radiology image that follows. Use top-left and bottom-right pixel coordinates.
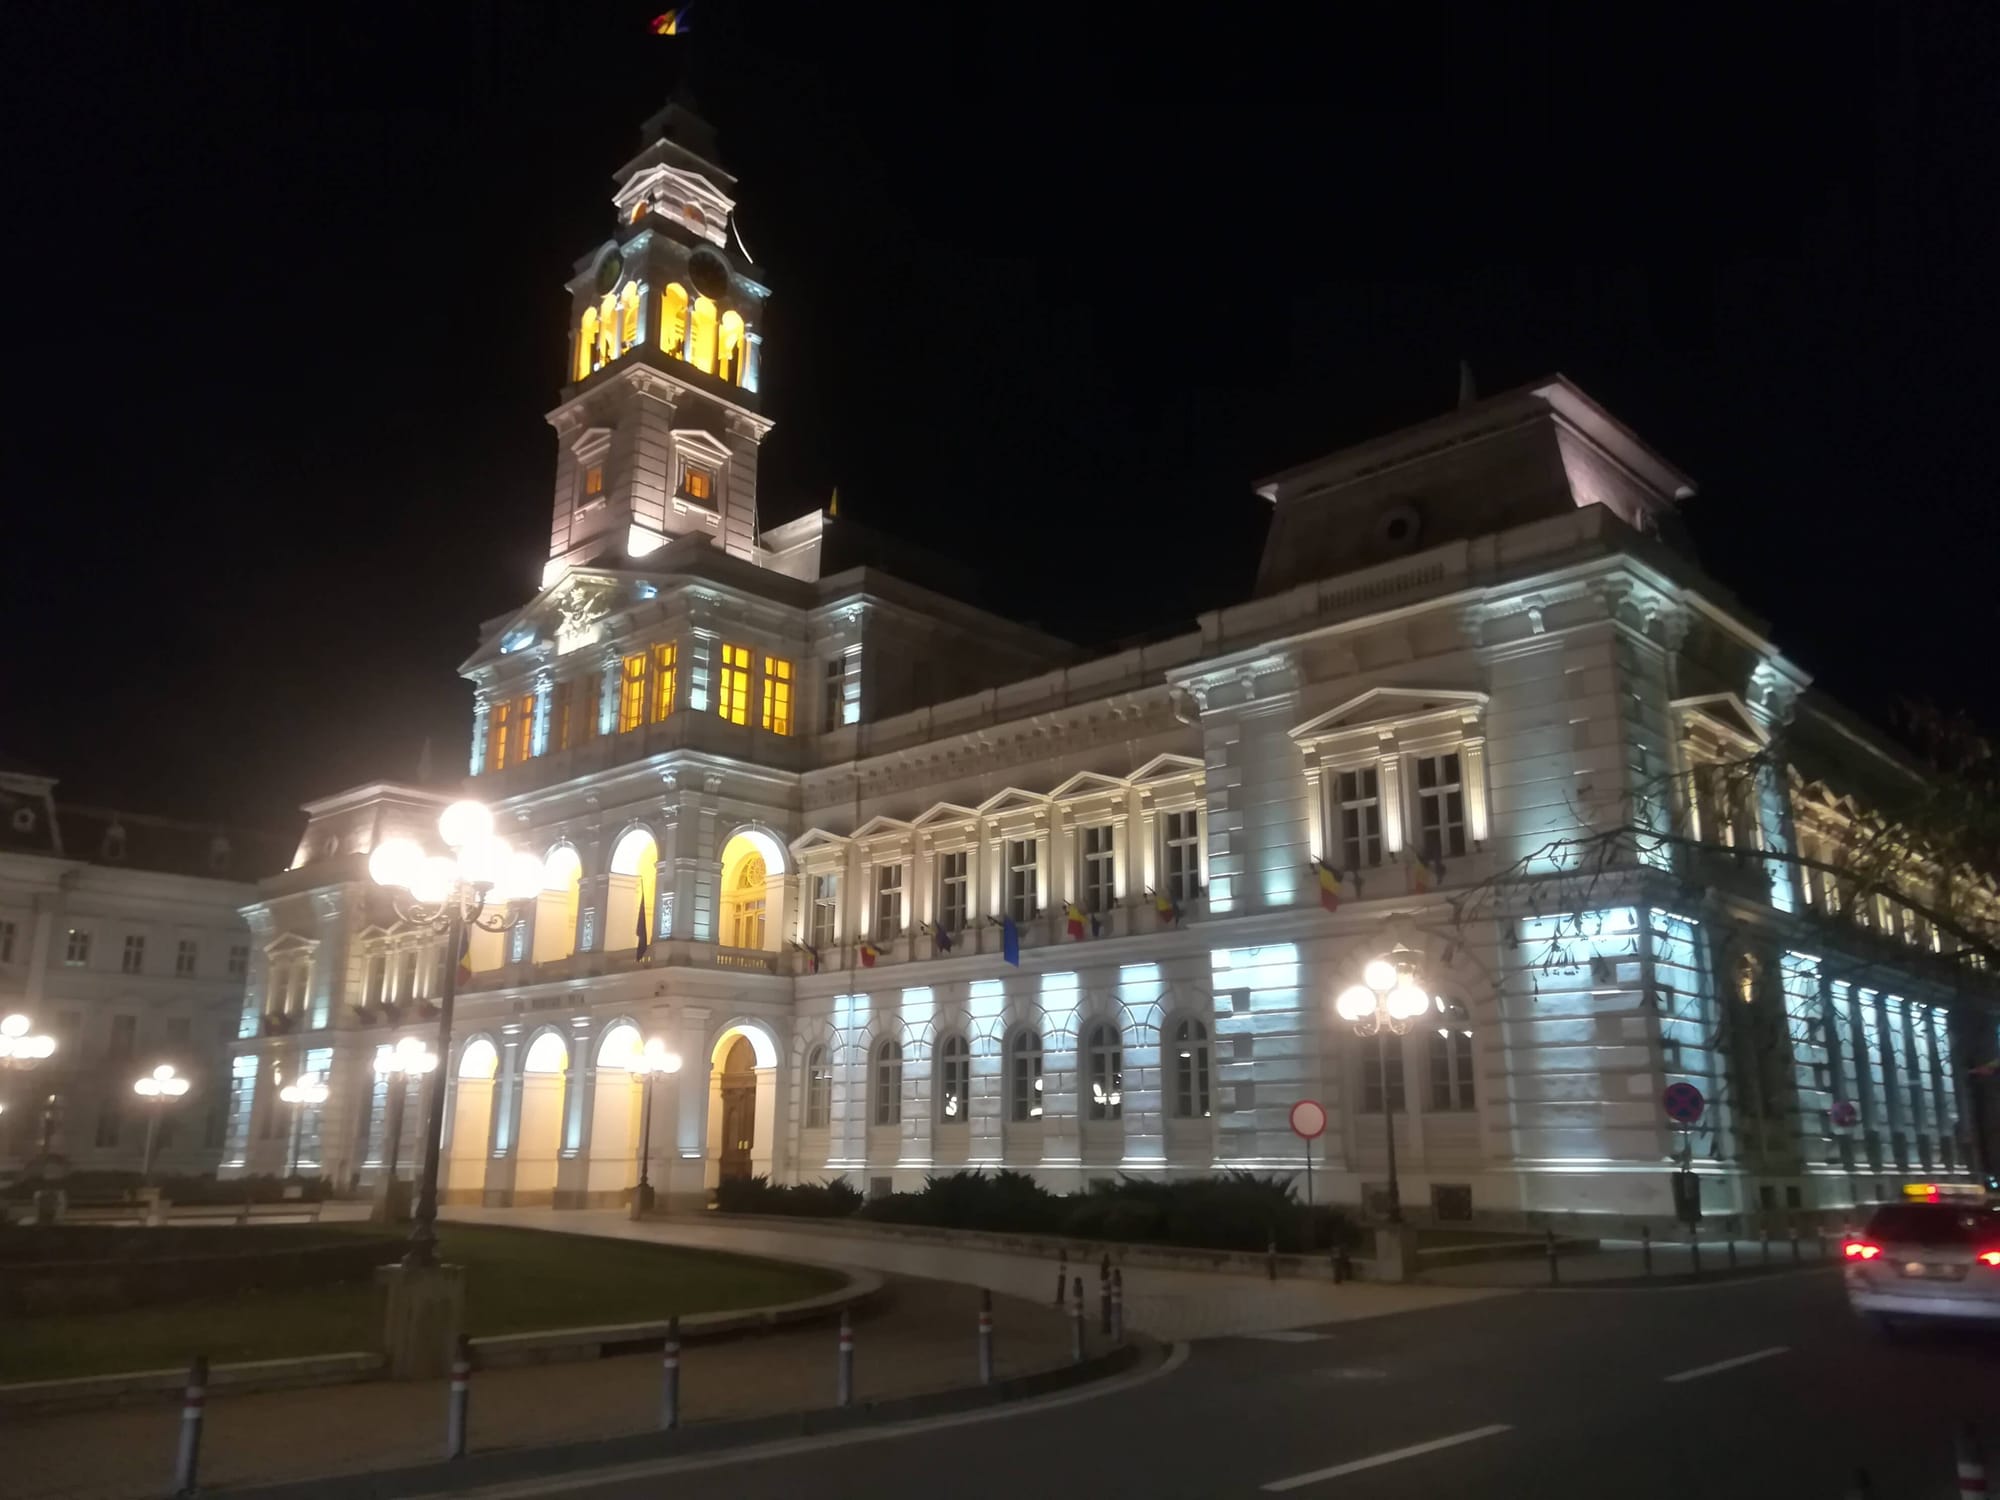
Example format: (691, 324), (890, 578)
(1154, 889), (1179, 927)
(1065, 902), (1088, 940)
(1315, 860), (1345, 912)
(650, 8), (687, 35)
(859, 940), (880, 968)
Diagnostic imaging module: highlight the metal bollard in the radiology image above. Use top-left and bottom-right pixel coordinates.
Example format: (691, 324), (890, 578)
(1545, 1228), (1560, 1286)
(173, 1354), (208, 1498)
(836, 1310), (855, 1407)
(1690, 1223), (1703, 1280)
(977, 1289), (995, 1385)
(1959, 1422), (1992, 1498)
(1726, 1232), (1739, 1271)
(1110, 1269), (1124, 1343)
(1760, 1228), (1771, 1265)
(1099, 1275), (1112, 1335)
(1266, 1237), (1278, 1283)
(1789, 1222), (1801, 1264)
(1099, 1251), (1111, 1290)
(1069, 1276), (1085, 1363)
(446, 1334), (471, 1460)
(1640, 1225), (1653, 1277)
(1333, 1245), (1353, 1284)
(1055, 1249), (1067, 1306)
(660, 1315), (681, 1430)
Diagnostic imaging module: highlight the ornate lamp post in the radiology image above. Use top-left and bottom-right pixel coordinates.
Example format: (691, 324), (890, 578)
(132, 1063), (190, 1182)
(1334, 945), (1432, 1225)
(628, 1037), (682, 1215)
(2, 1013), (61, 1212)
(373, 1036), (439, 1222)
(367, 799), (543, 1269)
(278, 1072), (329, 1176)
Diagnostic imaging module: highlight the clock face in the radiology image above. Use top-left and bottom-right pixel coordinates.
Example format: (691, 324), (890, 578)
(687, 248), (731, 301)
(596, 249), (625, 294)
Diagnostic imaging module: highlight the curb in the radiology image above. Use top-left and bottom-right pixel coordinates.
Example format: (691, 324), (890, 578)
(220, 1337), (1159, 1499)
(0, 1352), (386, 1416)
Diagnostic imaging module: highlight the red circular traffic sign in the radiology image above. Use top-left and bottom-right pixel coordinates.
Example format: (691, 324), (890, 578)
(1289, 1099), (1328, 1140)
(1662, 1081), (1705, 1126)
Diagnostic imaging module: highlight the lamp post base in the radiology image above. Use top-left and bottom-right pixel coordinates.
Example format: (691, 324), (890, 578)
(377, 1262), (466, 1379)
(629, 1181), (656, 1220)
(1372, 1224), (1420, 1283)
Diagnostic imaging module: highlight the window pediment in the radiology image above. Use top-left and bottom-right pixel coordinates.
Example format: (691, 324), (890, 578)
(911, 801), (979, 830)
(1673, 693), (1769, 755)
(977, 787), (1051, 820)
(1049, 770), (1128, 802)
(1290, 687), (1488, 748)
(790, 828), (851, 860)
(1130, 753), (1204, 787)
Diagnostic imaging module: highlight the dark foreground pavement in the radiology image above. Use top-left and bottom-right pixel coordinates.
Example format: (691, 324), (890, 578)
(366, 1266), (1996, 1500)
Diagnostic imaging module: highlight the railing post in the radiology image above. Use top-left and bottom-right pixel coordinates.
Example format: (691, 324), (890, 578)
(660, 1314), (681, 1430)
(836, 1310), (855, 1407)
(173, 1354), (207, 1498)
(1069, 1276), (1085, 1363)
(446, 1334), (471, 1460)
(977, 1289), (994, 1385)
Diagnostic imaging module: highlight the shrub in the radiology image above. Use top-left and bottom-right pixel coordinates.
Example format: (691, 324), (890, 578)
(0, 1171), (330, 1205)
(714, 1174), (861, 1218)
(861, 1170), (1065, 1233)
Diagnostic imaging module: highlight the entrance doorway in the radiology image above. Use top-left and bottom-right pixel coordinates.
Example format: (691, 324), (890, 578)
(717, 1036), (756, 1182)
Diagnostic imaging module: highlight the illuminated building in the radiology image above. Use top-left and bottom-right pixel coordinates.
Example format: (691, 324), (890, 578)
(225, 107), (1996, 1222)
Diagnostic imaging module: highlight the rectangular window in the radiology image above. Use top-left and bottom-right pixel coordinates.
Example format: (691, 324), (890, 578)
(1006, 838), (1039, 923)
(122, 934), (146, 974)
(95, 1102), (122, 1149)
(1336, 767), (1384, 868)
(1163, 809), (1201, 904)
(809, 874), (839, 950)
(109, 1013), (137, 1059)
(1080, 825), (1116, 913)
(651, 643), (678, 722)
(618, 653), (647, 732)
(937, 850), (969, 932)
(1428, 1029), (1476, 1111)
(515, 693), (536, 758)
(583, 464), (604, 497)
(1413, 752), (1468, 859)
(228, 943), (249, 978)
(0, 919), (15, 963)
(65, 928), (91, 966)
(873, 863), (904, 937)
(761, 655), (794, 735)
(550, 679), (574, 750)
(822, 658), (846, 733)
(717, 644), (751, 725)
(487, 697), (512, 769)
(579, 672), (601, 742)
(679, 464), (714, 503)
(1361, 1034), (1405, 1113)
(175, 939), (198, 978)
(166, 1016), (191, 1048)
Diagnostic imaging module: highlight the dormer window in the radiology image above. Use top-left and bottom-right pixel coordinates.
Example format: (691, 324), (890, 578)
(678, 463), (715, 505)
(584, 465), (604, 498)
(629, 199), (650, 223)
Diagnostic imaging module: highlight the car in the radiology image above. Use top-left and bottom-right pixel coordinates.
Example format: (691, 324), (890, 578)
(1844, 1200), (2000, 1333)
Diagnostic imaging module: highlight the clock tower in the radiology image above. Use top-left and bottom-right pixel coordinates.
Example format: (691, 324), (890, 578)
(543, 104), (771, 585)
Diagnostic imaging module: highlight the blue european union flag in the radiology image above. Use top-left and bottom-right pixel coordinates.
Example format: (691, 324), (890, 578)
(1001, 915), (1020, 967)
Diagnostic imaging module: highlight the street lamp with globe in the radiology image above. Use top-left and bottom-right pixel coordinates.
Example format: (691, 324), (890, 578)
(1, 1012), (61, 1195)
(1334, 945), (1432, 1225)
(366, 798), (544, 1268)
(372, 1036), (439, 1222)
(627, 1037), (682, 1215)
(278, 1071), (330, 1176)
(132, 1063), (191, 1182)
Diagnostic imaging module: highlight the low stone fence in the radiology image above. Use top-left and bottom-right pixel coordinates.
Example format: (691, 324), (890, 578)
(0, 1225), (400, 1315)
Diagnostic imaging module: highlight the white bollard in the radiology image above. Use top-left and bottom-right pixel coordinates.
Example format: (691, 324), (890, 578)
(977, 1289), (994, 1385)
(446, 1335), (471, 1459)
(660, 1315), (681, 1429)
(836, 1310), (855, 1407)
(1960, 1423), (1992, 1498)
(173, 1354), (207, 1498)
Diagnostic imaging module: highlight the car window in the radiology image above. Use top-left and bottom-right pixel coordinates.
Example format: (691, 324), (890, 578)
(1864, 1204), (2000, 1245)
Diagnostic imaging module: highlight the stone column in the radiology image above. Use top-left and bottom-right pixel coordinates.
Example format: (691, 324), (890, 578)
(483, 1029), (524, 1204)
(469, 695), (491, 775)
(672, 1006), (712, 1206)
(555, 1025), (594, 1207)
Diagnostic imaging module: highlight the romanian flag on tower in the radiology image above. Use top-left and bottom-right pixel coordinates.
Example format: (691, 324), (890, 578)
(650, 8), (687, 35)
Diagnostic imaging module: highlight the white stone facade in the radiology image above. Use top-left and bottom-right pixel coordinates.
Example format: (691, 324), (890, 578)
(223, 113), (1998, 1225)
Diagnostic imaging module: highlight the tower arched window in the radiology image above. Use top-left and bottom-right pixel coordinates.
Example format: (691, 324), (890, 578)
(873, 1038), (903, 1127)
(1008, 1029), (1043, 1123)
(719, 309), (746, 385)
(1171, 1017), (1211, 1119)
(723, 851), (768, 950)
(804, 1043), (831, 1128)
(660, 283), (689, 358)
(597, 292), (619, 367)
(617, 281), (641, 351)
(1086, 1021), (1123, 1121)
(575, 306), (599, 381)
(688, 296), (718, 373)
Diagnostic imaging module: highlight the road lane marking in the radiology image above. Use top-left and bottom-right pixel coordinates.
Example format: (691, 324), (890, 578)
(1261, 1424), (1513, 1491)
(1662, 1345), (1790, 1383)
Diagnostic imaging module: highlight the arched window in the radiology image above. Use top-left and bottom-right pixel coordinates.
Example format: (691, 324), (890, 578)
(1086, 1021), (1123, 1121)
(718, 309), (746, 384)
(523, 1030), (569, 1074)
(458, 1037), (499, 1080)
(629, 199), (650, 223)
(1171, 1018), (1210, 1119)
(575, 305), (599, 380)
(804, 1044), (831, 1128)
(597, 292), (620, 367)
(659, 283), (689, 358)
(937, 1034), (970, 1123)
(617, 281), (641, 350)
(1008, 1029), (1043, 1123)
(873, 1038), (902, 1127)
(1427, 1026), (1475, 1110)
(724, 851), (767, 949)
(688, 296), (718, 373)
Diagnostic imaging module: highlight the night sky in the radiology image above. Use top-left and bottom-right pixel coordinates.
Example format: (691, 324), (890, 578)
(4, 4), (1996, 837)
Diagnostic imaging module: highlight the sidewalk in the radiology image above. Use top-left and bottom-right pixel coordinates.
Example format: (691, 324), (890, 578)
(4, 1276), (1071, 1500)
(1427, 1236), (1842, 1287)
(447, 1206), (1499, 1341)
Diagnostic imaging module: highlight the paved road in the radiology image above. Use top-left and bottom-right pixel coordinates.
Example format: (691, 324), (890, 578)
(412, 1265), (1997, 1500)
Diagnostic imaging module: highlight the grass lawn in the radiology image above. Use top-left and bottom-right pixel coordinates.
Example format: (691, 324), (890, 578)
(0, 1223), (843, 1382)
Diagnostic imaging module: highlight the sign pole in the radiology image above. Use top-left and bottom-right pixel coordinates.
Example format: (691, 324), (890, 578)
(1305, 1136), (1313, 1208)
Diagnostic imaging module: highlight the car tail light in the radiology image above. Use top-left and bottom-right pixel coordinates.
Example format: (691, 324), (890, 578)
(1977, 1249), (2000, 1268)
(1843, 1240), (1882, 1260)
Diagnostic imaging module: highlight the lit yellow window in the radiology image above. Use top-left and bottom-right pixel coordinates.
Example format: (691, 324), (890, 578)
(516, 693), (537, 759)
(552, 680), (574, 751)
(618, 653), (647, 733)
(618, 282), (640, 350)
(584, 465), (604, 497)
(660, 283), (689, 358)
(681, 466), (712, 502)
(651, 643), (677, 722)
(598, 292), (619, 366)
(717, 644), (751, 726)
(488, 699), (511, 771)
(629, 199), (649, 223)
(575, 306), (598, 381)
(761, 656), (794, 736)
(689, 295), (718, 373)
(719, 309), (746, 384)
